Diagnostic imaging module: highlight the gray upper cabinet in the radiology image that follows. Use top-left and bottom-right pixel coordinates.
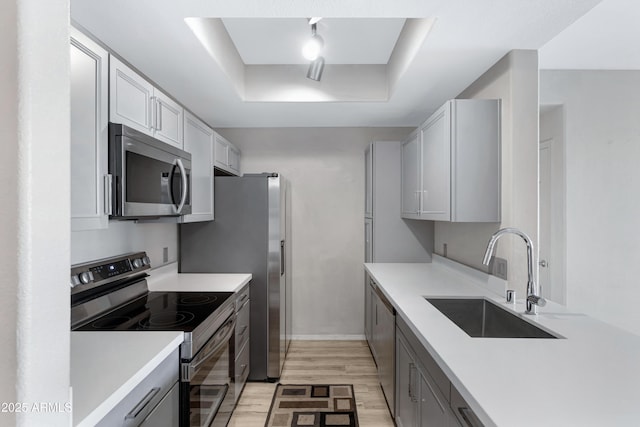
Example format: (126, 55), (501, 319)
(402, 99), (501, 222)
(109, 56), (183, 148)
(70, 27), (109, 231)
(401, 132), (420, 216)
(181, 111), (214, 223)
(419, 105), (451, 220)
(214, 133), (241, 176)
(368, 141), (432, 263)
(365, 145), (373, 218)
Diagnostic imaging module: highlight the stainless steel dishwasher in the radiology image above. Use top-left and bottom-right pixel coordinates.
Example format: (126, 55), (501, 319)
(371, 279), (395, 417)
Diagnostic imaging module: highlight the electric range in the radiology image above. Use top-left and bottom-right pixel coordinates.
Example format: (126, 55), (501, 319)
(71, 252), (237, 426)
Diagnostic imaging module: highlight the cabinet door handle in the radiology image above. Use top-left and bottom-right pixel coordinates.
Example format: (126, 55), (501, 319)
(375, 303), (378, 326)
(409, 362), (418, 403)
(150, 96), (156, 130)
(239, 325), (248, 336)
(156, 99), (163, 131)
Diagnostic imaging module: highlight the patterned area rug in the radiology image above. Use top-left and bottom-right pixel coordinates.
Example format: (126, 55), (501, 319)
(265, 384), (359, 427)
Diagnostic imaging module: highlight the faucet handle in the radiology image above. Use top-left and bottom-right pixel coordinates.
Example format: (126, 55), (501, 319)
(506, 289), (516, 304)
(527, 294), (546, 307)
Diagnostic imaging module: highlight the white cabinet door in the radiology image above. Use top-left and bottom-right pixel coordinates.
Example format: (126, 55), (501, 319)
(213, 133), (241, 176)
(110, 56), (184, 148)
(401, 133), (420, 217)
(109, 56), (153, 134)
(365, 144), (373, 218)
(181, 111), (214, 223)
(70, 27), (109, 231)
(154, 89), (183, 148)
(420, 103), (451, 220)
(214, 134), (229, 170)
(228, 145), (240, 175)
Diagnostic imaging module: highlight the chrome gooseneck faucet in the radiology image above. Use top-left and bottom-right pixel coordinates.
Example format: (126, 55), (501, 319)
(482, 228), (546, 315)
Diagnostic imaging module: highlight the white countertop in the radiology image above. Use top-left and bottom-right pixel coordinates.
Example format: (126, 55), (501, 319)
(365, 256), (640, 427)
(70, 331), (183, 427)
(147, 262), (252, 293)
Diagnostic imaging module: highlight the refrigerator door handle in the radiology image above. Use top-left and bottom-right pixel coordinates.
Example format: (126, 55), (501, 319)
(280, 240), (285, 276)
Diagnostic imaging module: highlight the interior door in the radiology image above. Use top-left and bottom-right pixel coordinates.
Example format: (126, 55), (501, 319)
(539, 104), (567, 306)
(539, 139), (552, 299)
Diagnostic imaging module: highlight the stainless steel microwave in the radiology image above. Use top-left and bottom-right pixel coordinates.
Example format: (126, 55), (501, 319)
(109, 123), (191, 218)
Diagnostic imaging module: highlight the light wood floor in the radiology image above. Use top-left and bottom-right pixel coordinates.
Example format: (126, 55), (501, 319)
(228, 340), (395, 427)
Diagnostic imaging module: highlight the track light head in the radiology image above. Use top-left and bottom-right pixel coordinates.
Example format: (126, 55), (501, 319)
(306, 56), (325, 81)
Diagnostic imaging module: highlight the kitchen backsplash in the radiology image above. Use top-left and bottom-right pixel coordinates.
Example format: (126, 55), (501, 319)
(70, 220), (178, 267)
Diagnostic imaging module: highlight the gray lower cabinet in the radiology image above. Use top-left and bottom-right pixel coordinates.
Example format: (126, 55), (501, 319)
(234, 284), (251, 402)
(364, 275), (373, 350)
(420, 370), (451, 426)
(97, 348), (179, 427)
(367, 278), (395, 417)
(395, 333), (418, 427)
(139, 383), (179, 427)
(396, 317), (463, 427)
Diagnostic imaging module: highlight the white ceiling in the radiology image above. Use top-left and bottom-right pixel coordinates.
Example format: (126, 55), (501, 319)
(70, 0), (603, 128)
(540, 0), (640, 69)
(222, 18), (406, 65)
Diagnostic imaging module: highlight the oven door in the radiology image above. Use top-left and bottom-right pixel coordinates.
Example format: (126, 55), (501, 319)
(181, 315), (235, 427)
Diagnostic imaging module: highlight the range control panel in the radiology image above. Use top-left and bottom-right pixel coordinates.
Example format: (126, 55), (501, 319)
(70, 251), (150, 292)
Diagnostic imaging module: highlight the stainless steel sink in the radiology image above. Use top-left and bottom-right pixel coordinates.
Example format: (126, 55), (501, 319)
(425, 297), (558, 339)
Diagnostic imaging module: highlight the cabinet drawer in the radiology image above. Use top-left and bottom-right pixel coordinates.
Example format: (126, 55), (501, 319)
(234, 341), (250, 402)
(235, 300), (250, 353)
(97, 348), (179, 427)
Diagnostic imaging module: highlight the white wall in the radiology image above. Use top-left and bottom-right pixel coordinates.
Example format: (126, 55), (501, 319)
(71, 222), (178, 266)
(434, 50), (540, 297)
(540, 70), (640, 336)
(0, 0), (71, 425)
(217, 127), (412, 338)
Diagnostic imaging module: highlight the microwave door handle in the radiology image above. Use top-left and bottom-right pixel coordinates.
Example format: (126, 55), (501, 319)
(175, 158), (188, 214)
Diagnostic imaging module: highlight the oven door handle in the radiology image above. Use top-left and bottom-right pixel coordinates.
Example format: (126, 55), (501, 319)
(186, 316), (236, 377)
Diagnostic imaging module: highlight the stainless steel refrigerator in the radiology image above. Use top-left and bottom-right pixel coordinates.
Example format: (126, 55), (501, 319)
(179, 173), (291, 381)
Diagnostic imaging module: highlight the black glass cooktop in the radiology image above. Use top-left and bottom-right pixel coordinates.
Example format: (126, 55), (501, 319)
(75, 291), (234, 332)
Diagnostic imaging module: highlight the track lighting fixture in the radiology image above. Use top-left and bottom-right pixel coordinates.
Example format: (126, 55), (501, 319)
(303, 20), (325, 81)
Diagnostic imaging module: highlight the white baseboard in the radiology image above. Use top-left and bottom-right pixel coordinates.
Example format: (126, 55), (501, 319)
(291, 334), (366, 341)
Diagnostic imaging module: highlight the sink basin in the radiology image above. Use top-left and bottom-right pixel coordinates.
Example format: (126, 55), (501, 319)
(425, 297), (558, 339)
